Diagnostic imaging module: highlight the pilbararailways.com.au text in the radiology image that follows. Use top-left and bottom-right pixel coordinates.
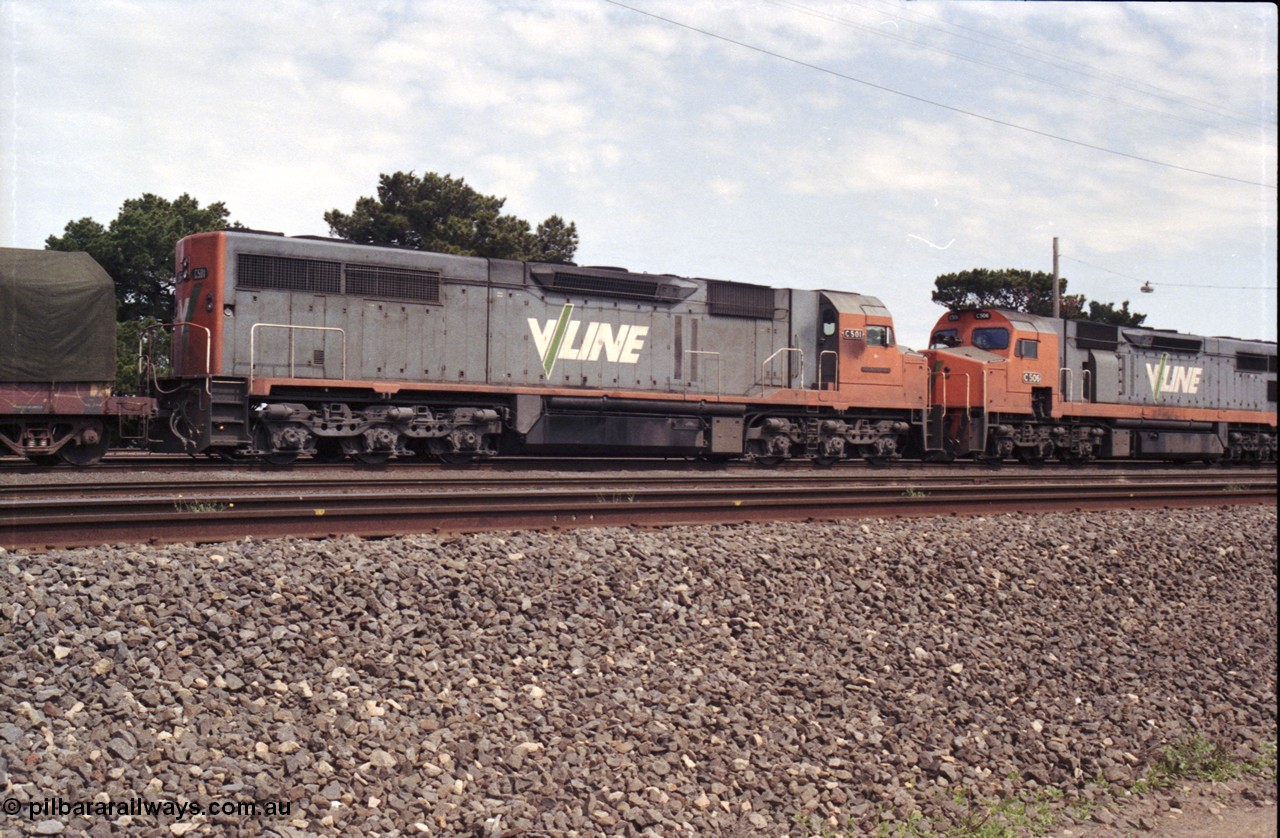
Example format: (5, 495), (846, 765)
(4, 795), (291, 820)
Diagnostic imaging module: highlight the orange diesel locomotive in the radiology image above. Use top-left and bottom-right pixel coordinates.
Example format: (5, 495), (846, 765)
(148, 230), (930, 465)
(924, 309), (1276, 464)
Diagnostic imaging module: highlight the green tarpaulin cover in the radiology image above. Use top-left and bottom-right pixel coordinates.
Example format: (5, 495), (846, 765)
(1, 248), (117, 383)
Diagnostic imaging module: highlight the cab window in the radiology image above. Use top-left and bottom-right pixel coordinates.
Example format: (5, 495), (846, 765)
(931, 329), (959, 348)
(867, 325), (894, 347)
(972, 327), (1010, 351)
(1016, 338), (1039, 359)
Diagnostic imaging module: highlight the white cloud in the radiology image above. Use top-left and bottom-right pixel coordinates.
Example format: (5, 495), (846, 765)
(2, 0), (1274, 344)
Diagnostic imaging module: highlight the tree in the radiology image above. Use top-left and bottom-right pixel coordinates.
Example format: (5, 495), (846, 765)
(46, 193), (238, 322)
(932, 267), (1145, 325)
(529, 214), (579, 263)
(1084, 299), (1146, 327)
(931, 268), (1085, 318)
(325, 171), (578, 262)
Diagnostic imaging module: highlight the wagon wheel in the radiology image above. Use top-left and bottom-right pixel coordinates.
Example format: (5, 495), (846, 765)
(26, 454), (61, 467)
(59, 438), (109, 467)
(59, 423), (110, 467)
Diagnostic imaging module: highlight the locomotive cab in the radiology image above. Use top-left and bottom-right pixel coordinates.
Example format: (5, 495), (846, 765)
(818, 292), (927, 410)
(923, 309), (1066, 461)
(927, 309), (1060, 417)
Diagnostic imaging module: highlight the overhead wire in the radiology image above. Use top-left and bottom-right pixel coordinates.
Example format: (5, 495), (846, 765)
(765, 0), (1273, 139)
(602, 0), (1276, 190)
(1061, 255), (1276, 291)
(849, 0), (1275, 130)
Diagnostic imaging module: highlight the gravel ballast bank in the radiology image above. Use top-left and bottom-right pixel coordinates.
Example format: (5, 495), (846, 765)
(1, 506), (1275, 837)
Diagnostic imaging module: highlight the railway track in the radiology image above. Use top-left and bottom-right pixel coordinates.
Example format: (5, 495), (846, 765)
(2, 468), (1274, 551)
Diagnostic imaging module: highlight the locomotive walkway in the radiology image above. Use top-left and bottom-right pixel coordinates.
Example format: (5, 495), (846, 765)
(2, 466), (1274, 551)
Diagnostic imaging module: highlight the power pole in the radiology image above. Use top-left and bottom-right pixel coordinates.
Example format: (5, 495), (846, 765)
(1051, 236), (1061, 319)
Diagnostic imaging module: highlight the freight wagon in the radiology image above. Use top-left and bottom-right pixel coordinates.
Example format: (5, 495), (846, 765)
(1, 248), (152, 465)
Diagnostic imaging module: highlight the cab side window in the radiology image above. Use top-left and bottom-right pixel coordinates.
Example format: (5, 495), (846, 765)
(867, 325), (894, 347)
(1016, 338), (1039, 359)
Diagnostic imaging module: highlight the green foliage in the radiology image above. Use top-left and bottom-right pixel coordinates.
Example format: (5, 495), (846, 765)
(324, 170), (578, 262)
(932, 268), (1146, 326)
(46, 193), (238, 322)
(1147, 734), (1272, 786)
(114, 316), (171, 394)
(1085, 298), (1147, 327)
(931, 268), (1083, 317)
(796, 738), (1276, 838)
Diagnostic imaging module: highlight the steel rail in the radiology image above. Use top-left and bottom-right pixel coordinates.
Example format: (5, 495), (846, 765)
(2, 474), (1273, 551)
(0, 468), (1265, 501)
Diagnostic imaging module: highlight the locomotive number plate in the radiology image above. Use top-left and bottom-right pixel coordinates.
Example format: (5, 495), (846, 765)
(842, 328), (864, 340)
(1023, 372), (1042, 384)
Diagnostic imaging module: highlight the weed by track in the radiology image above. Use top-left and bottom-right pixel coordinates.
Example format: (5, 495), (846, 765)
(792, 735), (1276, 837)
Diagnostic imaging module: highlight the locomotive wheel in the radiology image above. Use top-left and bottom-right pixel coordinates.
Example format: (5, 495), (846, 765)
(812, 456), (839, 468)
(437, 451), (478, 466)
(754, 455), (785, 468)
(254, 425), (298, 467)
(26, 454), (61, 467)
(1015, 449), (1046, 468)
(353, 451), (391, 465)
(312, 440), (346, 463)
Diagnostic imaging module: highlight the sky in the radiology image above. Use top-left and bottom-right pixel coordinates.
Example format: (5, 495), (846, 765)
(2, 0), (1276, 348)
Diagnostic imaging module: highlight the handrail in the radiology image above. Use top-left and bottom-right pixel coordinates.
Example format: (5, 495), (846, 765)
(940, 372), (971, 414)
(249, 323), (347, 390)
(1059, 367), (1091, 403)
(761, 347), (804, 389)
(683, 350), (721, 397)
(139, 321), (211, 395)
(817, 350), (838, 391)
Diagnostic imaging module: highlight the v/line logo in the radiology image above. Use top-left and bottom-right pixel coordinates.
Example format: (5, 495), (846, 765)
(1145, 353), (1203, 398)
(528, 303), (650, 377)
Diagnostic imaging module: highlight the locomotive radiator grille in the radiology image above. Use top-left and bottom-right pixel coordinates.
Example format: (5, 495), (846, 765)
(237, 254), (341, 294)
(345, 266), (441, 303)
